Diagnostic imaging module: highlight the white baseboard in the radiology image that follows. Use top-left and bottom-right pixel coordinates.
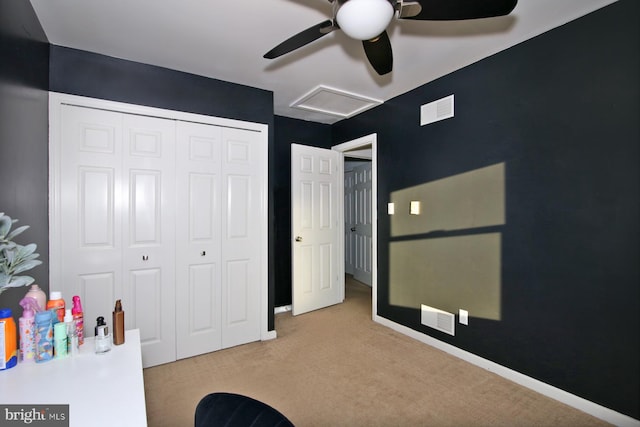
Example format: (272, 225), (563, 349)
(374, 315), (639, 427)
(275, 305), (292, 314)
(262, 329), (277, 341)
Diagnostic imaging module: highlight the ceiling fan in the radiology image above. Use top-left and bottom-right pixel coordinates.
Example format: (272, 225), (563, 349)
(263, 0), (518, 75)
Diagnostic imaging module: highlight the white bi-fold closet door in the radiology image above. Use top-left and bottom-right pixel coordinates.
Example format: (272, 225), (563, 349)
(49, 94), (268, 368)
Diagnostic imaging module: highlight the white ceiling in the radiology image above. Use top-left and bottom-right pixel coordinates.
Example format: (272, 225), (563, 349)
(30, 0), (616, 124)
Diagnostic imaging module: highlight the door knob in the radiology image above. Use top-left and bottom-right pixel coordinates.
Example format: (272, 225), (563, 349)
(201, 251), (206, 256)
(351, 227), (356, 232)
(295, 236), (302, 242)
(142, 255), (149, 261)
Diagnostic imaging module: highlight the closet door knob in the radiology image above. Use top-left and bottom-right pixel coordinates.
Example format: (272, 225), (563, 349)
(201, 251), (206, 256)
(142, 255), (149, 261)
(295, 236), (302, 242)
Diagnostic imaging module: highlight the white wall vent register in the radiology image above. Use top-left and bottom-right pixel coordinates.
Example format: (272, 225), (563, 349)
(421, 304), (455, 336)
(420, 94), (454, 126)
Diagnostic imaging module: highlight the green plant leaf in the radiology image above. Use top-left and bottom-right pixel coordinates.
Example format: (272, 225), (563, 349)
(0, 214), (40, 293)
(0, 213), (12, 238)
(5, 275), (34, 288)
(6, 225), (29, 241)
(13, 260), (42, 274)
(5, 249), (15, 264)
(17, 243), (38, 258)
(0, 242), (17, 252)
(21, 253), (41, 262)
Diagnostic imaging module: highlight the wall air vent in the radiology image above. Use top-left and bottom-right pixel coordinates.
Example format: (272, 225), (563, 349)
(420, 94), (454, 126)
(421, 304), (455, 336)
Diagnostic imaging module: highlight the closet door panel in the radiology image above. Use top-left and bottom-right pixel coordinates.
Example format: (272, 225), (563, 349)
(130, 170), (161, 244)
(190, 174), (216, 240)
(189, 263), (217, 331)
(59, 105), (123, 336)
(226, 259), (249, 324)
(79, 272), (116, 330)
(130, 268), (162, 343)
(221, 128), (262, 348)
(80, 167), (114, 246)
(227, 175), (250, 238)
(176, 122), (222, 359)
(122, 114), (176, 367)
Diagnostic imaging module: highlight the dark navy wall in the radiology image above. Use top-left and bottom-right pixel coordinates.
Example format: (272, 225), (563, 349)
(333, 0), (638, 418)
(49, 46), (272, 126)
(0, 0), (49, 318)
(48, 46), (278, 330)
(273, 116), (332, 306)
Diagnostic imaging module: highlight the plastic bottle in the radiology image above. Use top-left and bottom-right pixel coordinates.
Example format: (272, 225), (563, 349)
(68, 326), (78, 356)
(46, 291), (65, 323)
(72, 295), (84, 345)
(25, 284), (47, 312)
(35, 310), (54, 363)
(0, 308), (18, 370)
(64, 309), (75, 354)
(113, 299), (125, 345)
(18, 297), (40, 363)
(53, 322), (67, 358)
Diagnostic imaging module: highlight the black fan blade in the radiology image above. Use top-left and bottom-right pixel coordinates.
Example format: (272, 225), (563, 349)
(362, 31), (392, 75)
(403, 0), (517, 21)
(264, 20), (337, 59)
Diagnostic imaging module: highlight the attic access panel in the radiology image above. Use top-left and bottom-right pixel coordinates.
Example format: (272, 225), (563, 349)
(290, 85), (383, 119)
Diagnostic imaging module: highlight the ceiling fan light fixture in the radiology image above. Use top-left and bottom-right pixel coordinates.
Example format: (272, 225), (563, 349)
(336, 0), (394, 41)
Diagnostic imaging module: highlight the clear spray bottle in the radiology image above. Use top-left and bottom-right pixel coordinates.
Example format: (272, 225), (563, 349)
(63, 309), (77, 355)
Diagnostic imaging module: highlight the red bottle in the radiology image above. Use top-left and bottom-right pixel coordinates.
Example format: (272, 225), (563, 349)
(72, 296), (84, 345)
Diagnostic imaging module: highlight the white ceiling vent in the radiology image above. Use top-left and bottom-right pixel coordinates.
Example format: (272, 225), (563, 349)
(290, 85), (383, 119)
(420, 94), (454, 126)
(421, 304), (455, 336)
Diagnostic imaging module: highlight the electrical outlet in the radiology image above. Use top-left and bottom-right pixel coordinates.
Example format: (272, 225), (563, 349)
(459, 309), (469, 325)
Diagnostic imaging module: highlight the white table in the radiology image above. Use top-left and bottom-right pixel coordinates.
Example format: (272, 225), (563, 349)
(0, 329), (147, 427)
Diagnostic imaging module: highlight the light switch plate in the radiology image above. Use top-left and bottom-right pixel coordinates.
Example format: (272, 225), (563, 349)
(459, 309), (469, 325)
(387, 202), (395, 215)
(410, 201), (420, 215)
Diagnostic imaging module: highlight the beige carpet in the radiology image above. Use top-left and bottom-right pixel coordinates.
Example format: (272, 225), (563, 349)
(143, 277), (609, 426)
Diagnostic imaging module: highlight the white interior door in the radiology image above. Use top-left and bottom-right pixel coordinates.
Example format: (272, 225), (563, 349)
(344, 171), (355, 275)
(353, 162), (372, 286)
(175, 121), (222, 359)
(291, 143), (343, 315)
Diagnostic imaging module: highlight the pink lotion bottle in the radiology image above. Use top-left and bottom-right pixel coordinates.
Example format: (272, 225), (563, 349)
(72, 296), (84, 345)
(25, 284), (46, 312)
(18, 297), (39, 363)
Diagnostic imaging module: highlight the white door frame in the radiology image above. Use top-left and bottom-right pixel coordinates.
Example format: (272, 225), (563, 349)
(333, 134), (377, 320)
